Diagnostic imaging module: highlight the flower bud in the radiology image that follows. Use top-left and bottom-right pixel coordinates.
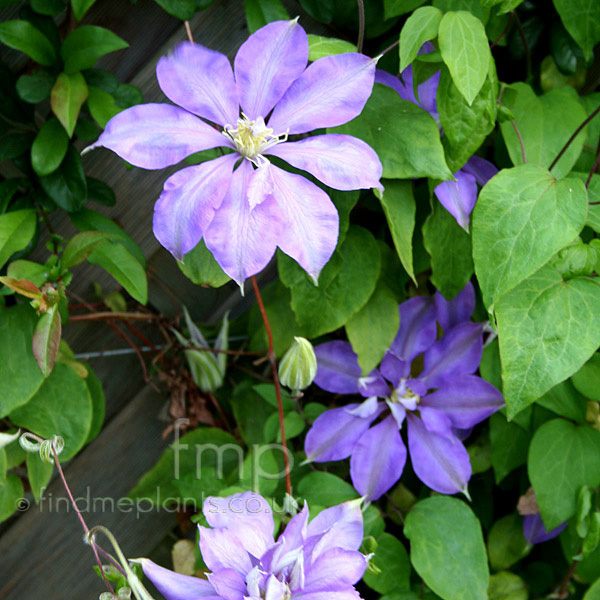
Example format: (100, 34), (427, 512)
(278, 337), (317, 392)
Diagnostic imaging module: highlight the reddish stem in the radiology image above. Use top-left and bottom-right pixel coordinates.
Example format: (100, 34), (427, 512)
(251, 276), (292, 496)
(51, 446), (115, 596)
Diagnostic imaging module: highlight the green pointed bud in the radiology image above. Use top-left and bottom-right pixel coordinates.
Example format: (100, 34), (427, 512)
(278, 337), (317, 392)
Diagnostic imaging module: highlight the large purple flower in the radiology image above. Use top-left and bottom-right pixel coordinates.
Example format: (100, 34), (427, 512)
(375, 43), (497, 231)
(86, 20), (382, 286)
(140, 492), (368, 600)
(304, 283), (504, 500)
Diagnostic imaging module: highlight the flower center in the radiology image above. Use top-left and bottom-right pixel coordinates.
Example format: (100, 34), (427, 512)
(223, 113), (287, 163)
(389, 380), (420, 411)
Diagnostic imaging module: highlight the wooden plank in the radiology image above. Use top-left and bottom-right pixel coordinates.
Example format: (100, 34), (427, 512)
(0, 385), (173, 600)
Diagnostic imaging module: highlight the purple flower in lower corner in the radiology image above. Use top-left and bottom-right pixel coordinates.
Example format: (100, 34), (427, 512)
(304, 283), (504, 501)
(140, 492), (368, 600)
(85, 20), (382, 287)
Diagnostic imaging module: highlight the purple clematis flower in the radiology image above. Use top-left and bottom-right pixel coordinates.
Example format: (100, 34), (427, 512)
(85, 20), (382, 287)
(140, 492), (368, 600)
(523, 513), (567, 545)
(304, 282), (504, 500)
(375, 44), (497, 231)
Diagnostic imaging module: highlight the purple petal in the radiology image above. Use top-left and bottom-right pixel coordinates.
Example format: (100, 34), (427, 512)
(153, 154), (237, 259)
(85, 104), (230, 169)
(303, 548), (367, 592)
(268, 53), (376, 135)
(435, 281), (476, 331)
(157, 42), (238, 126)
(304, 404), (382, 463)
(346, 396), (381, 418)
(350, 416), (407, 500)
(278, 505), (309, 555)
(386, 400), (406, 428)
(420, 374), (504, 429)
(358, 371), (390, 397)
(434, 170), (478, 231)
(207, 569), (246, 600)
(267, 134), (382, 191)
(306, 499), (364, 553)
(198, 526), (253, 575)
(314, 341), (361, 394)
(462, 156), (498, 187)
(375, 67), (439, 117)
(389, 296), (437, 362)
(204, 160), (284, 286)
(420, 322), (484, 388)
(380, 351), (411, 387)
(419, 406), (454, 438)
(300, 591), (362, 600)
(407, 414), (471, 494)
(203, 493), (274, 557)
(269, 164), (339, 283)
(523, 514), (567, 545)
(234, 19), (308, 120)
(141, 559), (222, 600)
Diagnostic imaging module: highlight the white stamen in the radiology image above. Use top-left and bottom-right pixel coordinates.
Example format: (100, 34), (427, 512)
(223, 113), (288, 166)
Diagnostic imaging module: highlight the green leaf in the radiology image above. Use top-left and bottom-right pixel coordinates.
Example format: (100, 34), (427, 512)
(346, 283), (400, 375)
(377, 180), (416, 283)
(10, 363), (93, 460)
(297, 472), (359, 507)
(71, 0), (97, 20)
(0, 133), (34, 161)
(7, 260), (48, 288)
(0, 473), (23, 524)
(179, 239), (230, 288)
(572, 353), (600, 402)
(31, 118), (69, 176)
(87, 241), (148, 304)
(264, 411), (305, 443)
(70, 207), (146, 267)
(489, 412), (531, 484)
(553, 0), (600, 61)
(0, 304), (45, 417)
(50, 71), (88, 137)
(243, 0), (289, 33)
(128, 428), (239, 503)
(0, 20), (57, 66)
(399, 6), (443, 71)
(61, 26), (128, 73)
(279, 226), (381, 338)
(487, 513), (529, 571)
(153, 0), (196, 19)
(0, 209), (37, 269)
(85, 368), (105, 444)
(434, 0), (491, 23)
(86, 86), (121, 128)
(528, 419), (600, 529)
(584, 577), (600, 600)
(384, 0), (426, 19)
(32, 304), (61, 377)
(300, 0), (334, 23)
(438, 11), (489, 105)
(438, 61), (498, 172)
(86, 177), (115, 206)
(404, 496), (489, 600)
(472, 164), (587, 309)
(499, 83), (587, 179)
(231, 381), (276, 446)
(31, 0), (66, 15)
(423, 201), (473, 299)
(363, 533), (411, 594)
(62, 230), (120, 268)
(496, 266), (600, 417)
(26, 453), (53, 503)
(331, 84), (453, 181)
(537, 380), (587, 424)
(16, 69), (55, 103)
(307, 34), (356, 61)
(39, 145), (87, 211)
(488, 572), (528, 600)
